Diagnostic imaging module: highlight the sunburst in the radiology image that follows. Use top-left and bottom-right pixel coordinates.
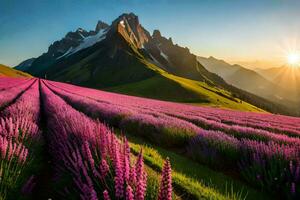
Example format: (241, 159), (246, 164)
(287, 52), (300, 66)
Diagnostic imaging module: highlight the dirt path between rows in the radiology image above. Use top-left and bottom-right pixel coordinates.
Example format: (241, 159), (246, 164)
(31, 80), (55, 199)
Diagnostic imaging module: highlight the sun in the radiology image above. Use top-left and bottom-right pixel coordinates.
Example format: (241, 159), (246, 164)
(287, 53), (300, 66)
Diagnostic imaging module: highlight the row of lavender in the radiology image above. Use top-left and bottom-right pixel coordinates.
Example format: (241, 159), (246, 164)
(0, 79), (41, 199)
(46, 80), (300, 199)
(0, 77), (31, 91)
(40, 81), (173, 200)
(50, 80), (300, 137)
(0, 78), (35, 109)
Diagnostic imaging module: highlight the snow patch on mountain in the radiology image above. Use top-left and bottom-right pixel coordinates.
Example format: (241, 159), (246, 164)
(77, 28), (84, 32)
(56, 47), (73, 60)
(160, 50), (169, 61)
(120, 20), (125, 28)
(148, 53), (167, 70)
(79, 33), (85, 39)
(57, 29), (108, 59)
(68, 29), (107, 56)
(149, 53), (159, 64)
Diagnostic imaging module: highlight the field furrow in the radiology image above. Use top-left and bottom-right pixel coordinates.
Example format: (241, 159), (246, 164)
(48, 80), (300, 138)
(0, 79), (36, 110)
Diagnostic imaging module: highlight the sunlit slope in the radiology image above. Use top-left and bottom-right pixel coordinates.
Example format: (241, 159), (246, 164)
(18, 13), (288, 114)
(0, 64), (32, 78)
(108, 61), (265, 112)
(48, 52), (263, 112)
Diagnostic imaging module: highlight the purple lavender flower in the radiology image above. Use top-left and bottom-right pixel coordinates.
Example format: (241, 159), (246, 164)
(114, 145), (124, 198)
(123, 137), (131, 182)
(42, 77), (300, 199)
(99, 158), (109, 178)
(103, 190), (111, 200)
(135, 150), (147, 200)
(291, 182), (296, 195)
(126, 185), (134, 200)
(158, 158), (172, 200)
(129, 164), (137, 187)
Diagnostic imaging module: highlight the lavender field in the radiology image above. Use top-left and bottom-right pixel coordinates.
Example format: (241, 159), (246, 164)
(0, 77), (171, 200)
(3, 1), (300, 199)
(0, 77), (299, 200)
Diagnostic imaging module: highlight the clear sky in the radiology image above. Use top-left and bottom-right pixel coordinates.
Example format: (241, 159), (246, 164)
(1, 0), (300, 68)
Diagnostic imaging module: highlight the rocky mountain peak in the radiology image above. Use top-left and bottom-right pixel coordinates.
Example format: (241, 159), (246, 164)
(119, 12), (139, 22)
(113, 12), (141, 30)
(152, 30), (162, 39)
(95, 20), (109, 32)
(112, 13), (150, 49)
(76, 28), (86, 32)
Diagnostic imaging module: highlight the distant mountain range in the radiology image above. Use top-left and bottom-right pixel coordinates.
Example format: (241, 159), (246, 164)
(0, 64), (31, 78)
(256, 66), (300, 100)
(197, 56), (297, 105)
(14, 13), (295, 115)
(15, 58), (36, 72)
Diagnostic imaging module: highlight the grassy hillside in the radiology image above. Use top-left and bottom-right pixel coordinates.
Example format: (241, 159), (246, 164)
(108, 60), (264, 112)
(30, 42), (266, 112)
(17, 13), (293, 115)
(0, 64), (32, 78)
(49, 48), (264, 112)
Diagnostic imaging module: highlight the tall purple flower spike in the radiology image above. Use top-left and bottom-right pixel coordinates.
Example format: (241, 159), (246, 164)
(158, 158), (172, 200)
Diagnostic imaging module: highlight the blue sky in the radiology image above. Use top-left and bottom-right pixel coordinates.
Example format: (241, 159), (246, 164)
(1, 0), (300, 68)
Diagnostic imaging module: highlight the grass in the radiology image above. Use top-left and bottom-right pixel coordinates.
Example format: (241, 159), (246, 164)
(45, 42), (265, 113)
(50, 85), (272, 199)
(130, 152), (182, 200)
(128, 137), (231, 200)
(107, 60), (264, 113)
(49, 84), (273, 199)
(122, 132), (272, 200)
(0, 64), (32, 78)
(108, 75), (209, 103)
(5, 139), (44, 200)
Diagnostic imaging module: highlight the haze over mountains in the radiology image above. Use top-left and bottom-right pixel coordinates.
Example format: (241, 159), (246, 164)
(14, 13), (297, 115)
(197, 56), (298, 105)
(15, 58), (36, 72)
(256, 66), (300, 99)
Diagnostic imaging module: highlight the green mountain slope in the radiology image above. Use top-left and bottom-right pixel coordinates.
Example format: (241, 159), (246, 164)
(106, 59), (263, 112)
(17, 13), (294, 114)
(48, 43), (262, 111)
(0, 64), (32, 78)
(108, 71), (264, 112)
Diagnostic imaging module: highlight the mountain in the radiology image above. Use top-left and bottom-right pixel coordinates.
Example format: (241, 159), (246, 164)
(15, 58), (36, 71)
(16, 13), (294, 115)
(256, 66), (300, 101)
(197, 56), (293, 105)
(256, 66), (300, 90)
(0, 64), (32, 77)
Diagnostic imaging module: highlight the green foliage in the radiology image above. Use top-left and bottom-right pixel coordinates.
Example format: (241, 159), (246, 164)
(124, 133), (270, 200)
(108, 62), (265, 112)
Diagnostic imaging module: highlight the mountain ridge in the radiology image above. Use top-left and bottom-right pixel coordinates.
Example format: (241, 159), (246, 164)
(256, 66), (300, 100)
(15, 12), (295, 115)
(197, 56), (296, 105)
